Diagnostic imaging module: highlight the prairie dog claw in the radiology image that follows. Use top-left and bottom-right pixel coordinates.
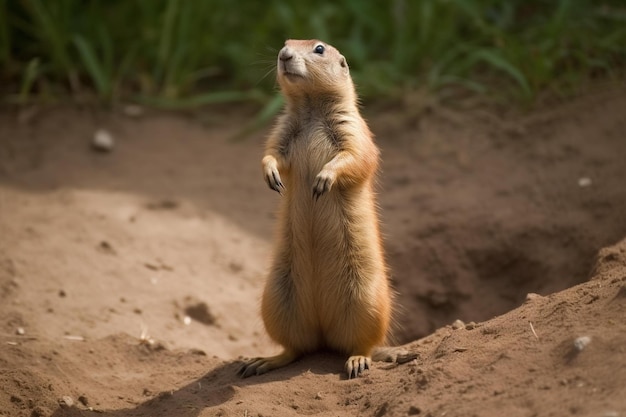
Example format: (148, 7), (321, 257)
(345, 355), (371, 379)
(312, 169), (336, 200)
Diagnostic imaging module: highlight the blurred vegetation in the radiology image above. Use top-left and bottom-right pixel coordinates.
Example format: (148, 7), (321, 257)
(1, 0), (625, 108)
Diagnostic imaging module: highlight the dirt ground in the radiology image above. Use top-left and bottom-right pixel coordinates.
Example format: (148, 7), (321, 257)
(1, 86), (625, 417)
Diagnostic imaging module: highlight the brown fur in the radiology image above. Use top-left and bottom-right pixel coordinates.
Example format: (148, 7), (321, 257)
(239, 39), (392, 379)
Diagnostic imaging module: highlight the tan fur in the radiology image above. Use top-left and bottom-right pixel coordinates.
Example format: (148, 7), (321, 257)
(239, 39), (392, 379)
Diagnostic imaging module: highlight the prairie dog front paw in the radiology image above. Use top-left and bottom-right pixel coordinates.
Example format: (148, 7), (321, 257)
(312, 169), (337, 200)
(262, 155), (285, 194)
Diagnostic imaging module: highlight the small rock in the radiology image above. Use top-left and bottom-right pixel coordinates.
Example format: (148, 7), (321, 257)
(92, 129), (114, 152)
(451, 319), (465, 330)
(144, 263), (159, 271)
(525, 292), (542, 302)
(16, 327), (25, 335)
(465, 321), (476, 330)
(59, 396), (74, 408)
(184, 301), (216, 325)
(98, 241), (116, 255)
(78, 395), (89, 406)
(408, 405), (421, 415)
(573, 336), (592, 351)
(314, 392), (323, 400)
(140, 339), (166, 351)
(578, 177), (592, 187)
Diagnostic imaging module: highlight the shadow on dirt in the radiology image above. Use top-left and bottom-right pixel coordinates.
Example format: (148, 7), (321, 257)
(50, 353), (347, 417)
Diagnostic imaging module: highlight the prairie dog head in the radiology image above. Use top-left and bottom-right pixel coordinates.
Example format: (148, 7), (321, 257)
(276, 39), (352, 97)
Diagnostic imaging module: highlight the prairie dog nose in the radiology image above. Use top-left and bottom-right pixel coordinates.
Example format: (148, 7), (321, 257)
(279, 47), (293, 62)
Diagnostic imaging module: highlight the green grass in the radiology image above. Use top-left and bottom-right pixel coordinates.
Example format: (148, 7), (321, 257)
(1, 0), (625, 107)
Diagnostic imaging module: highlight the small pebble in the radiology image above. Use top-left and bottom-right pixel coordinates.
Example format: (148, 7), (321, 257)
(525, 292), (542, 302)
(16, 327), (25, 335)
(465, 321), (476, 330)
(578, 177), (592, 187)
(408, 405), (421, 415)
(59, 396), (74, 408)
(451, 319), (465, 330)
(98, 241), (116, 255)
(314, 392), (323, 400)
(92, 129), (114, 152)
(573, 336), (592, 351)
(183, 316), (192, 325)
(189, 348), (207, 356)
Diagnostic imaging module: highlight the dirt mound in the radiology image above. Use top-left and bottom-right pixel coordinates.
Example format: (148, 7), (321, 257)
(2, 239), (624, 417)
(380, 90), (626, 341)
(1, 87), (625, 416)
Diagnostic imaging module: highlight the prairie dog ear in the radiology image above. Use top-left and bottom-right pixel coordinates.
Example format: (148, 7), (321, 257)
(339, 56), (349, 74)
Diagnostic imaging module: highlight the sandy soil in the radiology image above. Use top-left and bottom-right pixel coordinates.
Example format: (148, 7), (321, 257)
(1, 87), (625, 417)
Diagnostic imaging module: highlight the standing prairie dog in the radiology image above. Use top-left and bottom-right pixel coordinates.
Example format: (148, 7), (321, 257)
(239, 39), (392, 379)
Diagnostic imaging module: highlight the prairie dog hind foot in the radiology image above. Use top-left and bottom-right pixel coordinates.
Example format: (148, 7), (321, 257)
(238, 349), (298, 378)
(240, 352), (371, 379)
(373, 346), (418, 364)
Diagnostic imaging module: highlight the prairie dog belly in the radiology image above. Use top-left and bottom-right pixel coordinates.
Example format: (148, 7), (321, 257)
(281, 132), (386, 345)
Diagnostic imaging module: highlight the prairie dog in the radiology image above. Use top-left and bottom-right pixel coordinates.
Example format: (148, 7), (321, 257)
(239, 39), (392, 379)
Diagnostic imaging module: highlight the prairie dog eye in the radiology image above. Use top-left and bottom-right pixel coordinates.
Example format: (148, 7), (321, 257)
(314, 44), (325, 54)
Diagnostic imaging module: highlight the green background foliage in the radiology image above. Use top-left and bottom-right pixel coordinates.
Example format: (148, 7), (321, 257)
(1, 0), (625, 107)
